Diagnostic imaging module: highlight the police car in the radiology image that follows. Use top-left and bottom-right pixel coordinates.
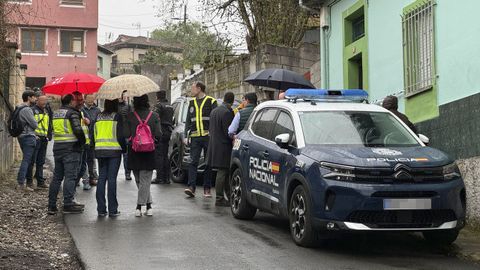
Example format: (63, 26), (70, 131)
(229, 89), (465, 247)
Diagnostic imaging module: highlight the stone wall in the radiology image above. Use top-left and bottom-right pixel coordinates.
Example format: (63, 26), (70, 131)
(139, 63), (183, 103)
(457, 157), (480, 227)
(0, 43), (26, 174)
(172, 42), (320, 101)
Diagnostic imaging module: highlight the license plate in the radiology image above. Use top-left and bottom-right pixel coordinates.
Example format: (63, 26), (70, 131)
(383, 198), (431, 210)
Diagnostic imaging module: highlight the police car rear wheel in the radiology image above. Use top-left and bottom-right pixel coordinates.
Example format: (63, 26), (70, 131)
(422, 229), (459, 246)
(289, 185), (318, 247)
(170, 148), (185, 183)
(230, 168), (256, 220)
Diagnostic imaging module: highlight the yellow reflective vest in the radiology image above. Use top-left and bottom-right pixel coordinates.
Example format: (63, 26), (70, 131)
(94, 113), (121, 151)
(53, 109), (77, 143)
(80, 111), (90, 145)
(34, 110), (49, 137)
(190, 95), (216, 137)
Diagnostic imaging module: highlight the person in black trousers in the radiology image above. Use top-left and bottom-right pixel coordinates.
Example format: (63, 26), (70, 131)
(152, 90), (174, 184)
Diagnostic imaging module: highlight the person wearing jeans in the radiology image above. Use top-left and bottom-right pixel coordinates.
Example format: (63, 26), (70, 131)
(16, 90), (38, 191)
(26, 93), (52, 189)
(94, 99), (125, 217)
(48, 152), (81, 208)
(48, 93), (86, 215)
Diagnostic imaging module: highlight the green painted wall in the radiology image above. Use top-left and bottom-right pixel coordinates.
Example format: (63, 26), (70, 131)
(326, 0), (480, 122)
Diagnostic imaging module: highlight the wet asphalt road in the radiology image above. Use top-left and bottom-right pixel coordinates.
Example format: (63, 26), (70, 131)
(63, 170), (480, 270)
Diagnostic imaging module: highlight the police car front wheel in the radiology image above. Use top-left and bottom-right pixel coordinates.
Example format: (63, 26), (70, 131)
(289, 185), (319, 247)
(230, 168), (256, 220)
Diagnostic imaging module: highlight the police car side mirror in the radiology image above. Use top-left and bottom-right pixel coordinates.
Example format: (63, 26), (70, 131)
(275, 133), (290, 149)
(418, 134), (430, 145)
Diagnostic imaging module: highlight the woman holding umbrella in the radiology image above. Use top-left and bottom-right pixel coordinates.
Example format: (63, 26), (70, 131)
(96, 74), (162, 217)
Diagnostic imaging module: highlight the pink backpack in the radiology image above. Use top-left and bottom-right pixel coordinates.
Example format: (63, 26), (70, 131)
(131, 111), (155, 152)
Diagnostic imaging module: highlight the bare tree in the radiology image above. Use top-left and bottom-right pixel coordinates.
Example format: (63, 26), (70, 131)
(155, 0), (311, 52)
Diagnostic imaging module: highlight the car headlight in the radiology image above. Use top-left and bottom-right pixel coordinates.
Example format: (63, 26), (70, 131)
(320, 162), (356, 181)
(443, 163), (461, 181)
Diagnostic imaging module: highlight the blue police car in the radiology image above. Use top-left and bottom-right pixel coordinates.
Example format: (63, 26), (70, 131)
(229, 89), (465, 247)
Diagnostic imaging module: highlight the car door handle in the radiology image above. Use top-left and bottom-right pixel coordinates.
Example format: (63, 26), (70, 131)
(262, 151), (269, 158)
(242, 144), (249, 151)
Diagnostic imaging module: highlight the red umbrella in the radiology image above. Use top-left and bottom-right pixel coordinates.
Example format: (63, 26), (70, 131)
(42, 72), (105, 96)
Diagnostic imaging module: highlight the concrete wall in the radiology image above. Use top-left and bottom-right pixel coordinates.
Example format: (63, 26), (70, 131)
(140, 63), (183, 103)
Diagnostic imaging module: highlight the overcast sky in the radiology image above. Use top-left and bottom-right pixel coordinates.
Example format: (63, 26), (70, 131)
(98, 0), (246, 50)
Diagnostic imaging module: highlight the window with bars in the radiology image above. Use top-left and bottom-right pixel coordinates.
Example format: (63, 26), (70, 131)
(61, 0), (84, 5)
(21, 29), (46, 52)
(60, 30), (84, 54)
(402, 0), (435, 97)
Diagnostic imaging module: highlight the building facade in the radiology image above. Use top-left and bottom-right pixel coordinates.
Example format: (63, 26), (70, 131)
(97, 44), (113, 80)
(8, 0), (98, 89)
(104, 35), (183, 75)
(319, 0), (480, 225)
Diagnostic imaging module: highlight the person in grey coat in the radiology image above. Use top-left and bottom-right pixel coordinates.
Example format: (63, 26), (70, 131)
(206, 92), (235, 206)
(124, 94), (161, 217)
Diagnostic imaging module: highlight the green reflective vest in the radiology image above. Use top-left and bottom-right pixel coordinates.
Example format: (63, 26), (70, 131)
(190, 95), (216, 137)
(34, 111), (49, 137)
(94, 113), (121, 151)
(53, 109), (77, 143)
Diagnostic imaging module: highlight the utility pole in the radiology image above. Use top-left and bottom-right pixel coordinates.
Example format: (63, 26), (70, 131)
(183, 3), (187, 28)
(132, 22), (141, 36)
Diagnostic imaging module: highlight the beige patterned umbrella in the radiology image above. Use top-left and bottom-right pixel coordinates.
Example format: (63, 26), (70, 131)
(96, 74), (159, 100)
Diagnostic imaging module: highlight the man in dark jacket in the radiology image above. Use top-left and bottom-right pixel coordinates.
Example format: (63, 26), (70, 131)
(118, 91), (132, 180)
(206, 92), (235, 206)
(382, 95), (418, 134)
(153, 90), (174, 184)
(48, 93), (86, 215)
(83, 94), (101, 185)
(26, 92), (52, 189)
(183, 81), (217, 198)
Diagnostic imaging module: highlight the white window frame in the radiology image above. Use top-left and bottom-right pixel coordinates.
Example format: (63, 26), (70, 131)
(7, 0), (32, 5)
(59, 0), (85, 8)
(402, 0), (436, 97)
(19, 27), (48, 56)
(57, 29), (87, 57)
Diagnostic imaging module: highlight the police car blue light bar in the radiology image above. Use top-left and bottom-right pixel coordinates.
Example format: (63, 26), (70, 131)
(285, 89), (369, 102)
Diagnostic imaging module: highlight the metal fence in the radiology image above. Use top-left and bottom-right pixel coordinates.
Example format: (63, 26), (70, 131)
(0, 92), (14, 174)
(402, 0), (435, 97)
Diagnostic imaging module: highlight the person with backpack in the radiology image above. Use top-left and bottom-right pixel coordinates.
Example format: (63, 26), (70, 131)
(48, 93), (86, 215)
(124, 94), (161, 217)
(94, 99), (126, 217)
(25, 92), (52, 189)
(13, 90), (38, 192)
(152, 90), (174, 185)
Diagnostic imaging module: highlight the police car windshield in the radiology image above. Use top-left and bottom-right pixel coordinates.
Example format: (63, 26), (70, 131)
(299, 111), (420, 147)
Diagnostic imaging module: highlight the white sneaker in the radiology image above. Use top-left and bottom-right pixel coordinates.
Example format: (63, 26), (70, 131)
(145, 208), (153, 216)
(135, 209), (142, 217)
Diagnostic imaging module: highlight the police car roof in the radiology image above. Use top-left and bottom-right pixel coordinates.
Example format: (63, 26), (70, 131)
(256, 99), (389, 113)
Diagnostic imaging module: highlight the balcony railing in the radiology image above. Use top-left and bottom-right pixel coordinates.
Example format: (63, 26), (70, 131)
(111, 63), (141, 75)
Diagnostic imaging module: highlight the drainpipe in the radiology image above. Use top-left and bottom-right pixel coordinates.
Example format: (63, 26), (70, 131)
(299, 0), (328, 89)
(320, 6), (330, 89)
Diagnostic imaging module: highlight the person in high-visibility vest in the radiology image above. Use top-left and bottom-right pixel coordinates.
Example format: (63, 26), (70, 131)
(183, 81), (217, 198)
(94, 99), (126, 217)
(26, 92), (52, 189)
(76, 107), (92, 190)
(48, 92), (87, 215)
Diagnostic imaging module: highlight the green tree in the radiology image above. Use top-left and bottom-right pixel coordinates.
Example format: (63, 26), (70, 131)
(150, 21), (231, 69)
(137, 47), (180, 65)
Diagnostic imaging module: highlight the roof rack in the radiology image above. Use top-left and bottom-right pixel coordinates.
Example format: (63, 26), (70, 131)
(285, 89), (369, 104)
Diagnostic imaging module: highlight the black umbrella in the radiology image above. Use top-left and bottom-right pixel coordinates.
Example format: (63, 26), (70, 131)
(244, 68), (315, 91)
